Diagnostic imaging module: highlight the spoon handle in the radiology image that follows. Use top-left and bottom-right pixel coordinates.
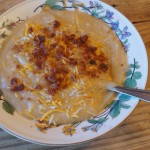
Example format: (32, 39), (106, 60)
(112, 86), (150, 103)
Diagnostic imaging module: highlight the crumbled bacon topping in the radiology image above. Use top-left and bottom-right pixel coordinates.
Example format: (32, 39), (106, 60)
(34, 35), (45, 44)
(73, 34), (88, 46)
(99, 63), (108, 72)
(11, 20), (109, 95)
(10, 78), (18, 86)
(28, 27), (33, 33)
(10, 78), (25, 91)
(11, 84), (24, 91)
(52, 20), (60, 28)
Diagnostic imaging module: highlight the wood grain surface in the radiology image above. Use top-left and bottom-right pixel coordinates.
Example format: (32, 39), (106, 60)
(0, 0), (150, 149)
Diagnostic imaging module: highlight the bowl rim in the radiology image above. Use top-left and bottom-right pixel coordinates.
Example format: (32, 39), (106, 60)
(0, 0), (148, 146)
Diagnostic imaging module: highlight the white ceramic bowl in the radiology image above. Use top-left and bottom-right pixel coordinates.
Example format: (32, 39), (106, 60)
(0, 0), (148, 146)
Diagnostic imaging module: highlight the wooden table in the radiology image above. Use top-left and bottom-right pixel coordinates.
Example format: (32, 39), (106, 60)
(0, 0), (150, 149)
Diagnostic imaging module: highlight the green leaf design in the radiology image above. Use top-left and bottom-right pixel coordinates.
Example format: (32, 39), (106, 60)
(110, 102), (120, 118)
(123, 39), (128, 44)
(124, 78), (137, 88)
(119, 102), (130, 109)
(50, 5), (64, 10)
(119, 94), (131, 102)
(126, 69), (132, 77)
(129, 64), (134, 68)
(2, 101), (15, 115)
(46, 0), (62, 6)
(71, 3), (76, 7)
(45, 0), (64, 10)
(135, 61), (140, 69)
(88, 119), (98, 124)
(133, 71), (142, 79)
(88, 117), (108, 124)
(91, 10), (100, 17)
(97, 117), (108, 123)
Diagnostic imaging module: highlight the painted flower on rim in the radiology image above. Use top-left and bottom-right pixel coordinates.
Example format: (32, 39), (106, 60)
(63, 125), (76, 136)
(120, 26), (131, 40)
(89, 1), (103, 9)
(89, 1), (94, 7)
(94, 2), (103, 9)
(91, 123), (103, 132)
(111, 20), (119, 31)
(105, 10), (114, 22)
(82, 123), (103, 132)
(82, 125), (91, 132)
(124, 43), (130, 51)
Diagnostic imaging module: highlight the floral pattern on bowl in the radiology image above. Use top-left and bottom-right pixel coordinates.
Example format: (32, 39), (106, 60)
(0, 0), (147, 145)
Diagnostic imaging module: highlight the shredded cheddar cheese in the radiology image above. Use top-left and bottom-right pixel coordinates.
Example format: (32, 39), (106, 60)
(40, 109), (65, 121)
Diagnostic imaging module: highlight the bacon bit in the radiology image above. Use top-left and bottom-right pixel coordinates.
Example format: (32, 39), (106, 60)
(87, 46), (97, 53)
(99, 63), (108, 72)
(43, 28), (55, 38)
(89, 60), (96, 65)
(66, 34), (75, 41)
(50, 43), (57, 49)
(99, 53), (106, 62)
(35, 61), (42, 69)
(28, 27), (33, 33)
(45, 74), (56, 84)
(73, 35), (88, 46)
(69, 58), (78, 65)
(11, 84), (24, 91)
(50, 31), (55, 38)
(82, 52), (90, 59)
(52, 20), (60, 28)
(16, 64), (21, 69)
(10, 78), (18, 86)
(37, 55), (44, 61)
(55, 45), (64, 51)
(87, 71), (96, 77)
(80, 35), (88, 43)
(73, 38), (82, 46)
(62, 31), (67, 38)
(55, 46), (65, 60)
(34, 35), (45, 43)
(41, 48), (50, 56)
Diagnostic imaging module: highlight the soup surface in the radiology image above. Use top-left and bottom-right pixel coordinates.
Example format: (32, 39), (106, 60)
(0, 9), (128, 126)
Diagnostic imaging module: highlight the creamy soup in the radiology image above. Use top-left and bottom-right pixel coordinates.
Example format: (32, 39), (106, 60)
(0, 10), (128, 127)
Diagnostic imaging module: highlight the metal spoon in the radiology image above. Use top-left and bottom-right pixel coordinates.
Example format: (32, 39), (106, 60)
(108, 86), (150, 103)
